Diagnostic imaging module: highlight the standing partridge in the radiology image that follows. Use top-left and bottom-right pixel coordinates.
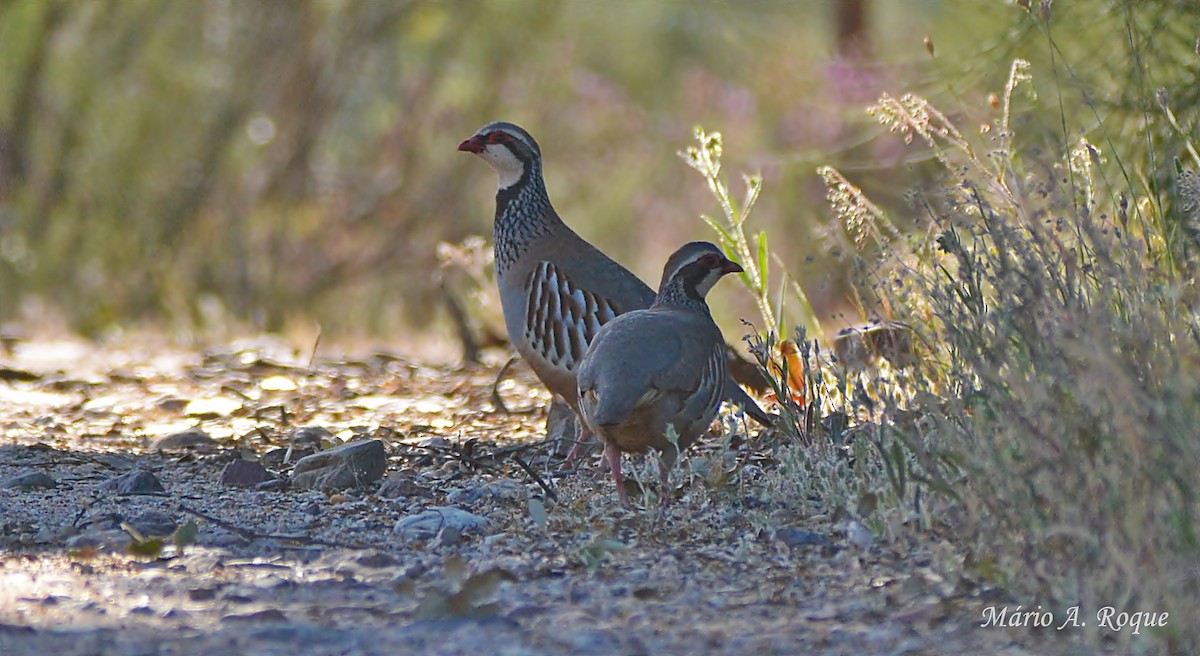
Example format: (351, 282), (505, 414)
(577, 241), (739, 506)
(457, 122), (770, 460)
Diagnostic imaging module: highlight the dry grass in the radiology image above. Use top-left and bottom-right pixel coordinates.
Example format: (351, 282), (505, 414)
(719, 5), (1200, 651)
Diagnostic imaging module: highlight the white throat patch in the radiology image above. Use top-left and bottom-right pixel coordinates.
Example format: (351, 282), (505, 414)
(694, 268), (724, 298)
(478, 143), (526, 190)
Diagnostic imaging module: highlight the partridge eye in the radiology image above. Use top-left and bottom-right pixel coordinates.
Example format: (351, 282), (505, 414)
(701, 254), (720, 267)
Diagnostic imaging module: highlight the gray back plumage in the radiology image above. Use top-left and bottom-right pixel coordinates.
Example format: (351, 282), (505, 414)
(576, 241), (734, 437)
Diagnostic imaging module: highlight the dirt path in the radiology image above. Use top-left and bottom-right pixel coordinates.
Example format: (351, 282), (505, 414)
(0, 338), (1116, 655)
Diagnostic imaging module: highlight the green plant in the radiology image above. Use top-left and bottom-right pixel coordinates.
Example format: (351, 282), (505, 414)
(685, 4), (1200, 650)
(681, 126), (819, 339)
(818, 45), (1200, 648)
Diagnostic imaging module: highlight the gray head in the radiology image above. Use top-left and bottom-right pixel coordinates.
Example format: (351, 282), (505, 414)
(458, 122), (543, 190)
(657, 241), (743, 302)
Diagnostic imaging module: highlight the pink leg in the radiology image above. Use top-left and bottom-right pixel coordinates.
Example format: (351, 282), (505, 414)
(606, 442), (629, 507)
(559, 427), (595, 470)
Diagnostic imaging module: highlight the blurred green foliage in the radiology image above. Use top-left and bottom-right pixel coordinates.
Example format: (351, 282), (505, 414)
(1, 0), (1185, 343)
(0, 0), (990, 338)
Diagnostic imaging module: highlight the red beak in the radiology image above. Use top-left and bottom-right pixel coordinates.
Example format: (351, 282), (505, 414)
(458, 136), (484, 153)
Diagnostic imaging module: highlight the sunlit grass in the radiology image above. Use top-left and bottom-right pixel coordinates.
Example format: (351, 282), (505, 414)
(706, 2), (1200, 652)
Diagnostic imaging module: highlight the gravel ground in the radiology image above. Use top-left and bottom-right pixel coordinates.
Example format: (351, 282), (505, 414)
(0, 338), (1129, 655)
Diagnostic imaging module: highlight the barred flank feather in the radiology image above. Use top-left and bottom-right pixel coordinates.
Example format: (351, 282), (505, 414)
(1177, 158), (1200, 243)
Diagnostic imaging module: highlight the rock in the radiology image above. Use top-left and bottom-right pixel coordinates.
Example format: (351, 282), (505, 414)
(153, 428), (217, 451)
(291, 439), (387, 491)
(776, 527), (830, 549)
(437, 525), (463, 546)
(845, 521), (874, 550)
(355, 551), (399, 568)
(377, 473), (428, 499)
(0, 471), (56, 490)
(419, 436), (450, 449)
(127, 511), (177, 538)
(261, 447), (316, 468)
(288, 426), (333, 449)
(222, 609), (288, 623)
(394, 506), (489, 541)
(156, 396), (189, 413)
(188, 587), (219, 602)
(102, 470), (166, 495)
(92, 454), (134, 469)
(446, 479), (525, 505)
(0, 367), (38, 382)
(220, 460), (271, 488)
(0, 444), (57, 465)
(255, 478), (287, 492)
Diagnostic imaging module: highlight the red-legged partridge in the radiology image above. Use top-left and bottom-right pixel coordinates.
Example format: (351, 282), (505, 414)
(458, 122), (769, 461)
(577, 242), (739, 506)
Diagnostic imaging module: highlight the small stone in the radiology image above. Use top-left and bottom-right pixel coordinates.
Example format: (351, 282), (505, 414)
(437, 525), (463, 546)
(92, 454), (134, 469)
(153, 428), (217, 451)
(255, 479), (287, 492)
(419, 436), (449, 448)
(222, 609), (288, 623)
(156, 396), (189, 413)
(446, 479), (524, 505)
(0, 367), (38, 382)
(355, 551), (399, 568)
(377, 473), (427, 499)
(220, 460), (271, 488)
(776, 527), (830, 549)
(261, 447), (316, 468)
(291, 439), (387, 491)
(394, 506), (489, 541)
(288, 426), (333, 449)
(102, 470), (165, 495)
(189, 587), (219, 602)
(127, 511), (177, 538)
(0, 471), (56, 490)
(846, 521), (874, 550)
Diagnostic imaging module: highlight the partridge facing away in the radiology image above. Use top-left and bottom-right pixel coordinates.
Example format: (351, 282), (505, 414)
(457, 121), (770, 455)
(577, 241), (738, 506)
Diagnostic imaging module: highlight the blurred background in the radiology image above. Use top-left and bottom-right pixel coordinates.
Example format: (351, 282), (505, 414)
(0, 0), (1190, 356)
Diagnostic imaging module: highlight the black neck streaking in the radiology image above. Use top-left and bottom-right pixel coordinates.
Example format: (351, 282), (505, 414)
(492, 161), (559, 275)
(655, 264), (714, 314)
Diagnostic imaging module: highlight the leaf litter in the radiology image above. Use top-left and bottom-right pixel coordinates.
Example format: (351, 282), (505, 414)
(0, 337), (1115, 655)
